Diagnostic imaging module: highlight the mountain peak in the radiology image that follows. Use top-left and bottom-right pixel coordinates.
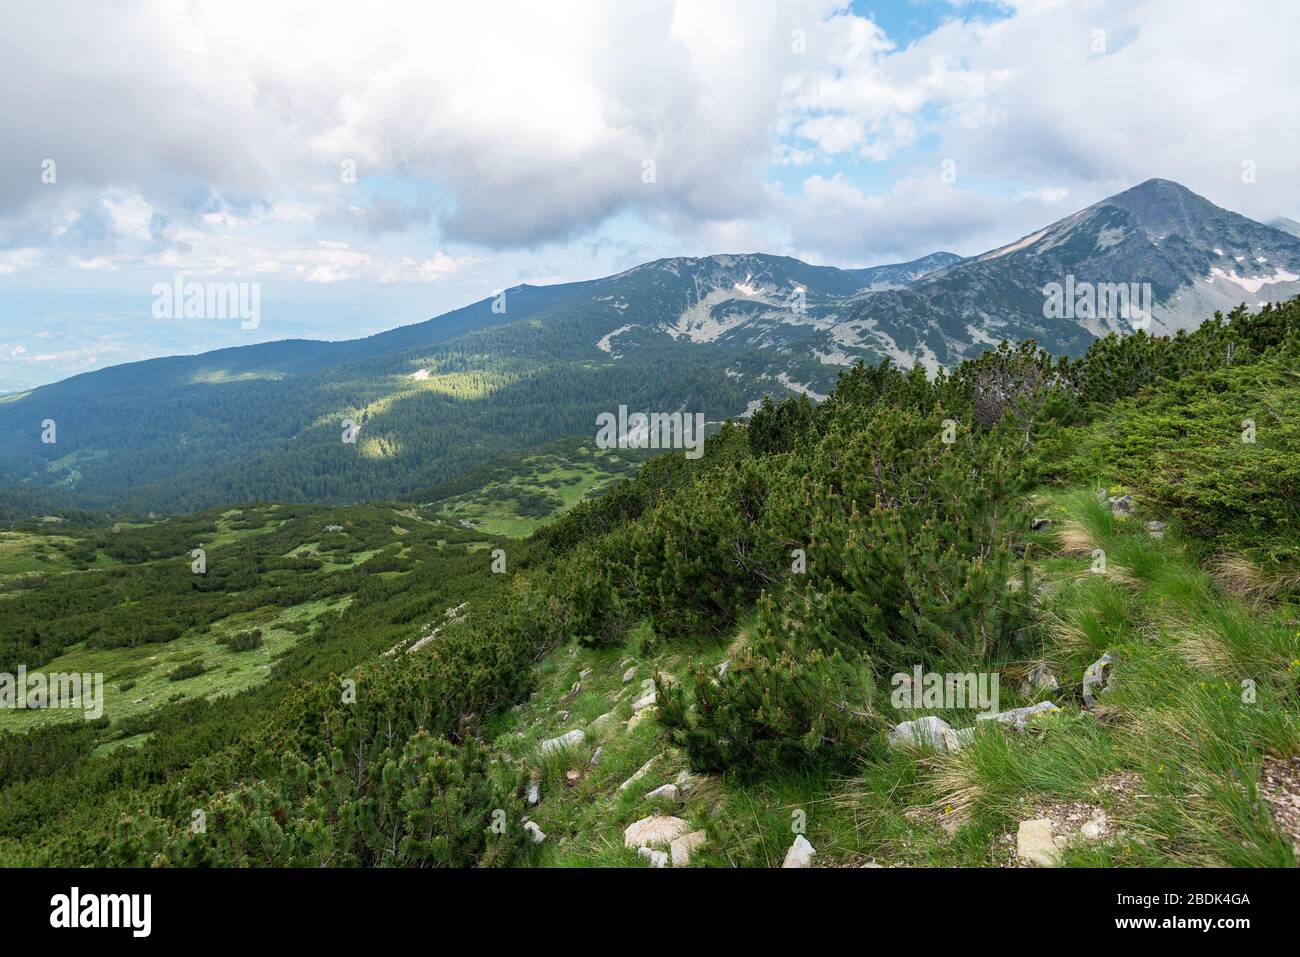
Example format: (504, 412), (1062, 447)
(1118, 177), (1196, 196)
(1094, 178), (1232, 238)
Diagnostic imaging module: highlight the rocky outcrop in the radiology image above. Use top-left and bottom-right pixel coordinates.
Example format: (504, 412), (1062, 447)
(782, 835), (816, 868)
(887, 716), (960, 752)
(624, 815), (691, 850)
(540, 729), (586, 756)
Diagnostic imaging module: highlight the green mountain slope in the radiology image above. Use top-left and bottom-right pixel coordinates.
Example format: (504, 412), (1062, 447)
(2, 298), (1296, 868)
(4, 181), (1295, 518)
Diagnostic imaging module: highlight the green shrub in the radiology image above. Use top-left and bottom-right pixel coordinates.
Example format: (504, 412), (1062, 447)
(218, 629), (264, 652)
(659, 592), (880, 778)
(167, 660), (207, 682)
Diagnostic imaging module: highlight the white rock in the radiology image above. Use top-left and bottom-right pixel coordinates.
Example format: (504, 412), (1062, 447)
(1019, 662), (1060, 698)
(1016, 819), (1061, 867)
(588, 712), (617, 739)
(645, 784), (679, 802)
(782, 834), (816, 868)
(887, 716), (960, 752)
(623, 814), (690, 849)
(670, 830), (707, 867)
(1081, 810), (1109, 841)
(631, 691), (657, 711)
(590, 747), (604, 766)
(579, 669), (592, 679)
(618, 757), (658, 792)
(626, 708), (654, 732)
(976, 701), (1061, 730)
(622, 667), (637, 684)
(524, 821), (546, 844)
(525, 780), (541, 805)
(539, 729), (585, 756)
(637, 846), (669, 868)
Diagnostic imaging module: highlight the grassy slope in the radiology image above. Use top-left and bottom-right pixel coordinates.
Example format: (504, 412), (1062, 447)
(489, 483), (1299, 867)
(2, 321), (1296, 868)
(0, 596), (345, 734)
(424, 437), (651, 537)
(0, 503), (493, 738)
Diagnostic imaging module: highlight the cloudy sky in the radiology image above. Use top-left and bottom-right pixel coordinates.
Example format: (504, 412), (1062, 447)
(2, 0), (1297, 390)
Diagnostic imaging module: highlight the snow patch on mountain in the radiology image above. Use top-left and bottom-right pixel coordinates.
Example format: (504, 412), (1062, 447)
(1206, 266), (1300, 294)
(776, 373), (828, 402)
(964, 324), (1001, 347)
(813, 345), (856, 366)
(596, 324), (634, 354)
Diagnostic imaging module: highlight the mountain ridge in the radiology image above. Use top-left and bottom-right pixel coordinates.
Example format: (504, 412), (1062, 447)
(2, 179), (1297, 513)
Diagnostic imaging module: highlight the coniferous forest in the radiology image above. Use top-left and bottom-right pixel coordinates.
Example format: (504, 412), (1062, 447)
(2, 301), (1296, 871)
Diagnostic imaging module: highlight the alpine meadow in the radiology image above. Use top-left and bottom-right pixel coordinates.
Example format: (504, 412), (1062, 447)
(0, 0), (1297, 939)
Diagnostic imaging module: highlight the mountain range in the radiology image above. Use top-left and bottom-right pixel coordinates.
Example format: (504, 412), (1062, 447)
(2, 178), (1298, 513)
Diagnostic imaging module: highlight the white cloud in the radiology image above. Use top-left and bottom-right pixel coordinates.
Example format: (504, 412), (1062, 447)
(0, 0), (1298, 286)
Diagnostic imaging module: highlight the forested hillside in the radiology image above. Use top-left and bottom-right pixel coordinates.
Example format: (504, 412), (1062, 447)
(7, 180), (1295, 520)
(1, 300), (1296, 867)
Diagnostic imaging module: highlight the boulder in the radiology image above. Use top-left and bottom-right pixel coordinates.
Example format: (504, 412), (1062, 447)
(622, 667), (637, 684)
(1016, 818), (1061, 867)
(1081, 810), (1109, 841)
(887, 716), (960, 752)
(618, 757), (658, 793)
(623, 814), (691, 849)
(587, 711), (618, 739)
(782, 834), (816, 868)
(540, 729), (586, 756)
(977, 701), (1061, 730)
(631, 690), (657, 711)
(1107, 494), (1133, 516)
(670, 830), (708, 867)
(1145, 520), (1165, 539)
(590, 747), (604, 766)
(1019, 662), (1059, 698)
(637, 846), (669, 868)
(524, 821), (546, 844)
(645, 783), (679, 802)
